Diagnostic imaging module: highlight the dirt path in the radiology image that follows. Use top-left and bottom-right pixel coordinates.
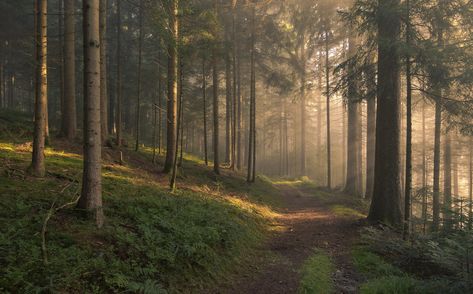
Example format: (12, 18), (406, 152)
(225, 184), (364, 294)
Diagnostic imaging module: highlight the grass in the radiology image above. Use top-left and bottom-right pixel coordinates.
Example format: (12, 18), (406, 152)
(299, 249), (334, 294)
(331, 205), (366, 218)
(0, 111), (280, 293)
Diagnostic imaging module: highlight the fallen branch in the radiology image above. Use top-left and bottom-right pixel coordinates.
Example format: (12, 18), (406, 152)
(41, 189), (81, 265)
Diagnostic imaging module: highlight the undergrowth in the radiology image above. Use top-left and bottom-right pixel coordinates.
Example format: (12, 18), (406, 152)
(0, 112), (279, 293)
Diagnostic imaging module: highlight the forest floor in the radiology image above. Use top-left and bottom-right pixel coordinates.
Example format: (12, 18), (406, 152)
(224, 182), (368, 294)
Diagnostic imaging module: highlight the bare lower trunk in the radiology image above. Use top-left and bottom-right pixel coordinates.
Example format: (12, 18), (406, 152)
(115, 0), (122, 147)
(443, 133), (452, 230)
(100, 0), (108, 141)
(212, 52), (220, 175)
(134, 0), (143, 151)
(325, 31), (331, 189)
(79, 0), (104, 228)
(163, 0), (178, 173)
(368, 0), (403, 226)
(202, 57), (208, 166)
(31, 0), (48, 177)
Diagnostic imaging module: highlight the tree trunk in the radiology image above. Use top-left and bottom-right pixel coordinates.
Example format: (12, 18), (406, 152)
(231, 8), (237, 170)
(365, 59), (376, 199)
(368, 0), (403, 226)
(135, 0), (143, 151)
(236, 30), (242, 170)
(300, 34), (306, 176)
(62, 0), (77, 140)
(443, 133), (452, 230)
(325, 30), (331, 189)
(225, 40), (232, 165)
(78, 0), (104, 228)
(404, 0), (412, 237)
(212, 51), (220, 175)
(202, 57), (208, 166)
(115, 0), (122, 147)
(163, 0), (178, 174)
(100, 0), (108, 141)
(31, 0), (48, 177)
(58, 0), (65, 136)
(345, 101), (361, 196)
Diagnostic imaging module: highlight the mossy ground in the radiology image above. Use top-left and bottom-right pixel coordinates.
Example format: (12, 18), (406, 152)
(298, 249), (334, 294)
(0, 111), (280, 293)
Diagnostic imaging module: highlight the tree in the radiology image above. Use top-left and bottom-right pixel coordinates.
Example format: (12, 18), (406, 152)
(62, 0), (77, 141)
(135, 0), (144, 151)
(31, 0), (48, 177)
(78, 0), (104, 228)
(367, 0), (403, 226)
(115, 0), (122, 147)
(212, 47), (220, 175)
(100, 0), (108, 141)
(163, 0), (179, 174)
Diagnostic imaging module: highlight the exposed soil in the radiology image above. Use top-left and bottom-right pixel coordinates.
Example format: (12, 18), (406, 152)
(222, 184), (365, 294)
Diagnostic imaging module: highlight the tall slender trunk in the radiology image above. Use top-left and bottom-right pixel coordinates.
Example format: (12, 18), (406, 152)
(153, 49), (162, 163)
(404, 0), (412, 237)
(236, 31), (242, 170)
(225, 39), (232, 165)
(202, 57), (208, 166)
(158, 51), (163, 155)
(58, 0), (65, 136)
(178, 61), (184, 166)
(163, 0), (179, 173)
(443, 133), (452, 230)
(421, 99), (427, 232)
(115, 0), (122, 147)
(325, 30), (331, 189)
(31, 0), (48, 177)
(213, 51), (220, 175)
(247, 5), (256, 183)
(79, 0), (104, 228)
(469, 138), (472, 230)
(365, 59), (376, 199)
(170, 59), (183, 190)
(100, 0), (108, 141)
(300, 34), (306, 176)
(231, 9), (237, 170)
(368, 0), (403, 226)
(135, 0), (143, 151)
(63, 0), (76, 140)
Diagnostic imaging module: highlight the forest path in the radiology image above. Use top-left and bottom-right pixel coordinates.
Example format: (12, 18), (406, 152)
(225, 184), (364, 294)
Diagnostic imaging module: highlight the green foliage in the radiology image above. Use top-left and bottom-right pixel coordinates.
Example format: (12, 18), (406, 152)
(352, 247), (403, 279)
(299, 249), (334, 294)
(0, 138), (274, 292)
(360, 276), (419, 294)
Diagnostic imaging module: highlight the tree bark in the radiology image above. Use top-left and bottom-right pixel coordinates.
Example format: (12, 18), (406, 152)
(78, 0), (104, 228)
(212, 51), (220, 175)
(202, 57), (208, 166)
(368, 0), (403, 226)
(365, 60), (376, 199)
(135, 0), (143, 151)
(443, 133), (452, 230)
(404, 0), (412, 237)
(31, 0), (48, 177)
(163, 0), (179, 174)
(324, 30), (331, 189)
(100, 0), (108, 141)
(300, 34), (306, 176)
(115, 0), (122, 147)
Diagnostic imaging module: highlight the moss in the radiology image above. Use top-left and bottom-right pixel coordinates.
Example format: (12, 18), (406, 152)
(299, 249), (334, 294)
(331, 205), (366, 218)
(360, 276), (419, 294)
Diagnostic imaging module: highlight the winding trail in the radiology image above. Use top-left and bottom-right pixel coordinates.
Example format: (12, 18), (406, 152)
(225, 184), (364, 294)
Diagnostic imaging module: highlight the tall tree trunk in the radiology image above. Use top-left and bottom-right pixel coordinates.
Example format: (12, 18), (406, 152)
(212, 51), (220, 175)
(469, 138), (472, 230)
(236, 30), (242, 170)
(300, 34), (306, 176)
(31, 0), (48, 177)
(225, 40), (232, 165)
(345, 101), (361, 196)
(163, 0), (179, 173)
(365, 59), (376, 199)
(153, 49), (162, 163)
(247, 5), (256, 183)
(78, 0), (104, 228)
(58, 0), (65, 136)
(368, 0), (403, 226)
(100, 0), (108, 141)
(404, 0), (412, 238)
(421, 99), (427, 232)
(231, 8), (237, 170)
(443, 132), (452, 230)
(324, 30), (331, 189)
(170, 59), (183, 190)
(115, 0), (122, 147)
(63, 0), (76, 140)
(202, 57), (208, 166)
(135, 0), (143, 151)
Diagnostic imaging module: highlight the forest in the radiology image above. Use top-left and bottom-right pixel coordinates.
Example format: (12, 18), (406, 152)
(1, 0), (473, 293)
